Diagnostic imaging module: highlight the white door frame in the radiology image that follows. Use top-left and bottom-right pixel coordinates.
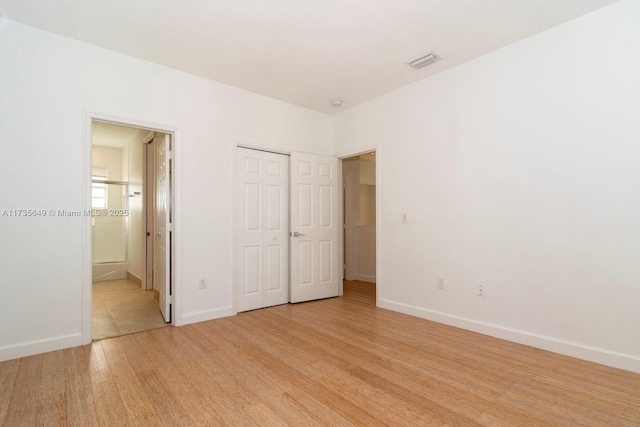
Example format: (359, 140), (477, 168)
(336, 146), (379, 305)
(82, 112), (181, 344)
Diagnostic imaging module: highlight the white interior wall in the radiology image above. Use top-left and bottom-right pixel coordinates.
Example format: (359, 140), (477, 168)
(333, 0), (640, 373)
(92, 146), (123, 181)
(0, 19), (331, 361)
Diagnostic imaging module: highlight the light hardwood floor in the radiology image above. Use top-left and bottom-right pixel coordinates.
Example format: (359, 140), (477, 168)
(93, 279), (168, 340)
(1, 280), (639, 426)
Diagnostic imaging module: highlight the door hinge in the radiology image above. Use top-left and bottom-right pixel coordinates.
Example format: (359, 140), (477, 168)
(167, 150), (173, 160)
(167, 295), (172, 304)
(167, 223), (172, 232)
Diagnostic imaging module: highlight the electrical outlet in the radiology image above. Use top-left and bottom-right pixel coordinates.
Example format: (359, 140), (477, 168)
(198, 277), (207, 289)
(438, 277), (445, 290)
(477, 284), (485, 297)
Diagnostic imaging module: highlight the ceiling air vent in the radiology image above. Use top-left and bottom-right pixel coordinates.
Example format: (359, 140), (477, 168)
(408, 53), (439, 69)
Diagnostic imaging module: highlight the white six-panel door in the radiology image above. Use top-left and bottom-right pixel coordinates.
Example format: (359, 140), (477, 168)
(237, 148), (289, 312)
(290, 152), (339, 303)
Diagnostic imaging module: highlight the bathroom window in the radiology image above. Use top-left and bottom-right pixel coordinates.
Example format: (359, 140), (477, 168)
(92, 167), (108, 209)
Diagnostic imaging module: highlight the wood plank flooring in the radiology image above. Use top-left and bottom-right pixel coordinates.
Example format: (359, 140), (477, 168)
(2, 280), (639, 426)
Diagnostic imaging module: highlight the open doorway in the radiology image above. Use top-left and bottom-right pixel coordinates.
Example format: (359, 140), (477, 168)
(342, 151), (377, 305)
(90, 120), (172, 340)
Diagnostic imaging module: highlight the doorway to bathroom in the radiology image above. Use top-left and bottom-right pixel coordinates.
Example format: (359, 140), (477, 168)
(90, 120), (172, 340)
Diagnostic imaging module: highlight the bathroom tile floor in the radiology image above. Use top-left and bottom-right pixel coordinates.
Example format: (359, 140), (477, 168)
(92, 279), (168, 340)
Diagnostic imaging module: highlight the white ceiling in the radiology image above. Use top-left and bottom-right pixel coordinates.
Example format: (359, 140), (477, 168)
(0, 0), (618, 114)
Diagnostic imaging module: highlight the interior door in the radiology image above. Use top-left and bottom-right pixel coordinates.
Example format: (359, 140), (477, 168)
(290, 152), (339, 303)
(154, 133), (171, 322)
(236, 148), (289, 312)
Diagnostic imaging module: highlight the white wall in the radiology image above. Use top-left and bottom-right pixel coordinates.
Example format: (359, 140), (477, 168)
(0, 19), (331, 360)
(92, 146), (123, 181)
(333, 0), (640, 373)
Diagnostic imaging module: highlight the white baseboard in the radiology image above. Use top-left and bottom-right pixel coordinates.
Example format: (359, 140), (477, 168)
(176, 306), (234, 326)
(352, 274), (376, 283)
(379, 298), (640, 374)
(0, 333), (83, 362)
